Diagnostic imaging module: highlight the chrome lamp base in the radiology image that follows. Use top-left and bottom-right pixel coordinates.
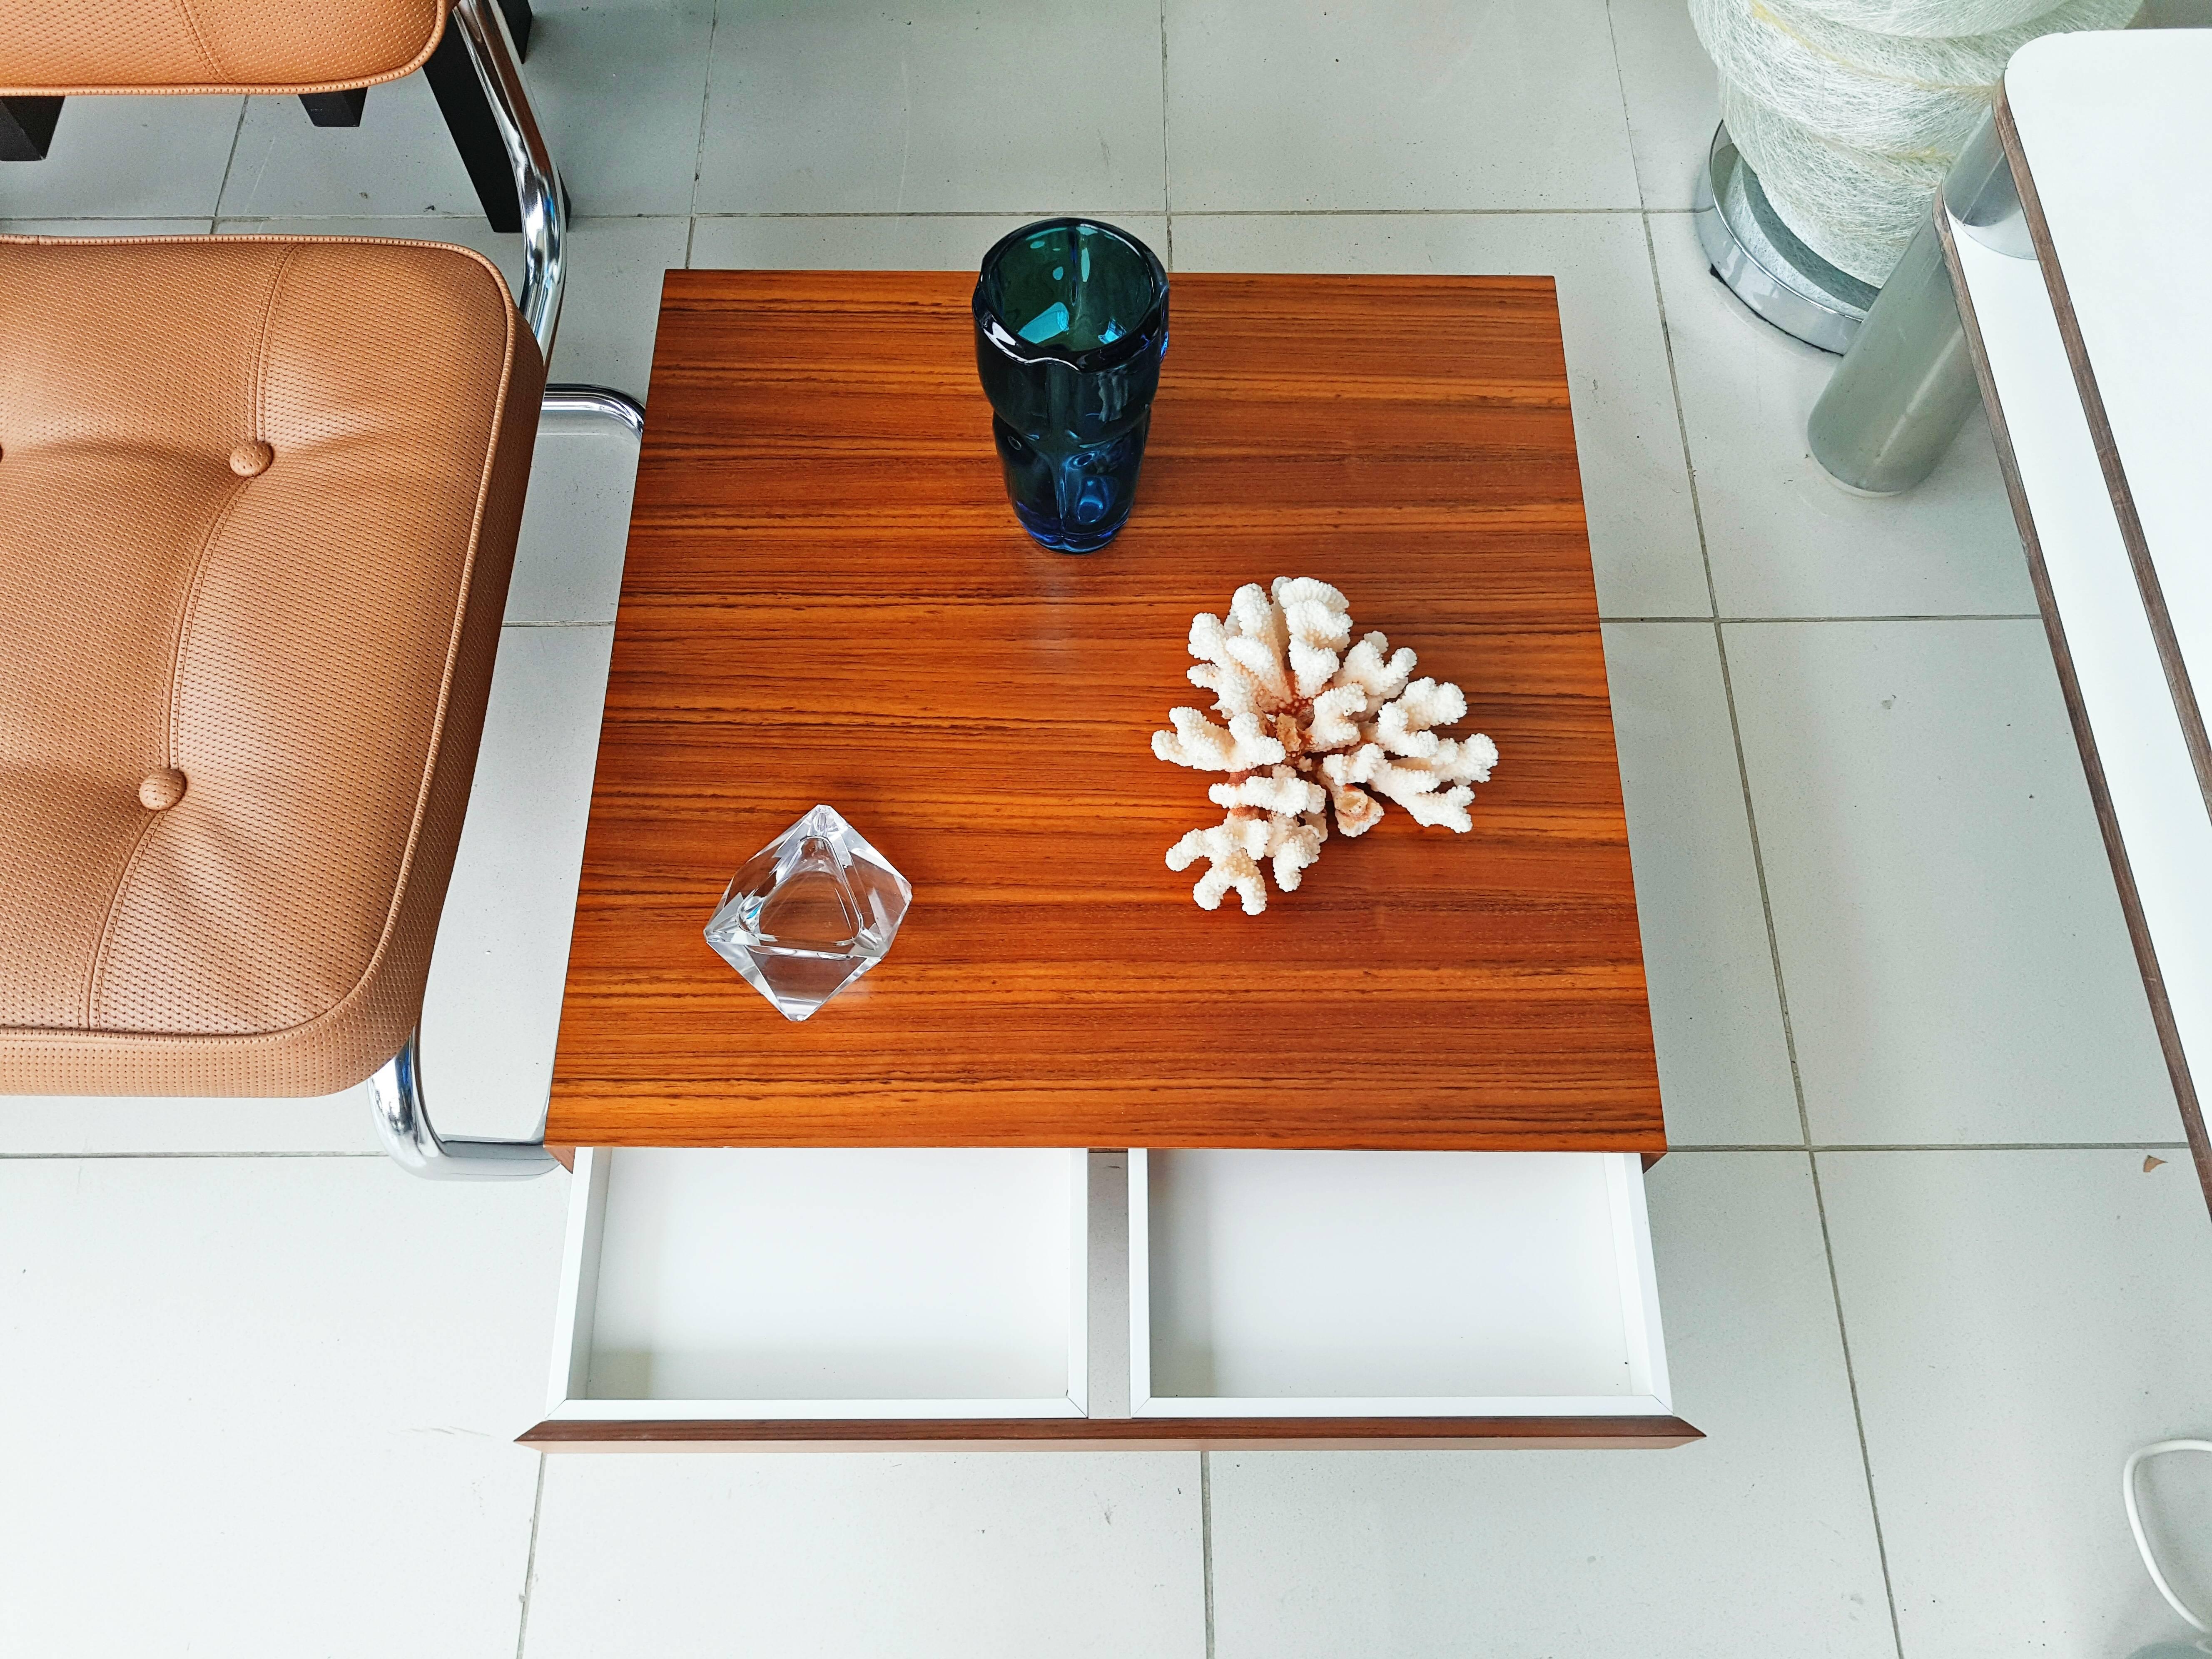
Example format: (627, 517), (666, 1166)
(1694, 124), (1877, 356)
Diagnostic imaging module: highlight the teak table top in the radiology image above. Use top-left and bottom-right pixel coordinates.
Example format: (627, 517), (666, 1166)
(545, 269), (1665, 1152)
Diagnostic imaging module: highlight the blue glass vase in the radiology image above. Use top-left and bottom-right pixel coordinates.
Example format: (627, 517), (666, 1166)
(974, 218), (1168, 553)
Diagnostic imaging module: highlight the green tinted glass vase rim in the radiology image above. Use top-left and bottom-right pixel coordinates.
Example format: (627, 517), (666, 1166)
(973, 217), (1169, 374)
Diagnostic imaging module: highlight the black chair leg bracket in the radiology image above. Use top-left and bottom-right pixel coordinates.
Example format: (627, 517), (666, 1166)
(499, 0), (534, 60)
(0, 95), (64, 162)
(299, 87), (370, 127)
(424, 0), (536, 231)
(291, 0), (533, 220)
(3, 0), (532, 193)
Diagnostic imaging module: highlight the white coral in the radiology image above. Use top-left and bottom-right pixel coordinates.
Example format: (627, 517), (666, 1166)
(1207, 764), (1327, 818)
(1165, 808), (1326, 914)
(1153, 578), (1498, 913)
(1151, 706), (1287, 772)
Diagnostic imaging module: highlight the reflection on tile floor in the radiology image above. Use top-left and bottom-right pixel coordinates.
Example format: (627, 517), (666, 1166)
(4, 0), (2207, 1654)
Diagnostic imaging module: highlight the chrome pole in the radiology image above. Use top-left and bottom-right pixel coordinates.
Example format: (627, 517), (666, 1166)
(449, 0), (565, 361)
(1807, 110), (2032, 496)
(1805, 209), (1981, 495)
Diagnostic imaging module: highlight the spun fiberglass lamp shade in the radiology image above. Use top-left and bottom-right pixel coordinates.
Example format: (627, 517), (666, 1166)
(1688, 0), (2136, 349)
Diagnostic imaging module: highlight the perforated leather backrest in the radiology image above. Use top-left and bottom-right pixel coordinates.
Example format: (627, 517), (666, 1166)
(0, 0), (446, 97)
(0, 234), (544, 1096)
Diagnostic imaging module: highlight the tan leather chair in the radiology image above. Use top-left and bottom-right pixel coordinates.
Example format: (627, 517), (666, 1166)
(0, 0), (542, 237)
(0, 0), (639, 1177)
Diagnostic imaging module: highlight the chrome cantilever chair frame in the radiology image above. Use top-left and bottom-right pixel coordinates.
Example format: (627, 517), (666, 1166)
(369, 1031), (559, 1177)
(369, 0), (643, 1178)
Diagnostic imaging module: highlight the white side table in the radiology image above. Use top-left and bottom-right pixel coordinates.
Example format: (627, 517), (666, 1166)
(1819, 31), (2212, 1210)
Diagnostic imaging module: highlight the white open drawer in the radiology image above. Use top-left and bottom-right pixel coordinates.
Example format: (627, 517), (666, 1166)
(1129, 1149), (1672, 1420)
(543, 1147), (1089, 1424)
(528, 1147), (1692, 1451)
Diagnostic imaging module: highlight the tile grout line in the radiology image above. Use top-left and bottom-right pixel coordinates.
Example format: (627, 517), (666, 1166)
(9, 1141), (2181, 1162)
(1803, 1152), (1908, 1659)
(9, 1140), (2175, 1163)
(0, 1149), (384, 1159)
(1602, 613), (2040, 625)
(211, 213), (677, 225)
(674, 207), (1652, 221)
(1159, 0), (1173, 270)
(8, 208), (1715, 229)
(1136, 206), (1658, 218)
(1597, 0), (1648, 218)
(1658, 1141), (2191, 1153)
(1200, 1450), (1216, 1659)
(1635, 205), (1909, 1659)
(208, 96), (251, 232)
(512, 1454), (548, 1659)
(1721, 613), (2038, 625)
(684, 0), (721, 269)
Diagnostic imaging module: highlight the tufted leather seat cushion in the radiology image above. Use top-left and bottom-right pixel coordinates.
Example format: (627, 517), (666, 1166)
(0, 235), (543, 1095)
(0, 0), (445, 96)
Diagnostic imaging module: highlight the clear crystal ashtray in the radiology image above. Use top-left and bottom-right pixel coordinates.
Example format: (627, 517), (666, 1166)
(703, 805), (913, 1021)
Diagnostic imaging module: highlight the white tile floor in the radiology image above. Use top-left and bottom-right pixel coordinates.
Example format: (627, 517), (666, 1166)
(5, 2), (2210, 1654)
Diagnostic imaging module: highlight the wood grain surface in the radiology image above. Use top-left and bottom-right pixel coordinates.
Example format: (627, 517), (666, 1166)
(546, 269), (1664, 1151)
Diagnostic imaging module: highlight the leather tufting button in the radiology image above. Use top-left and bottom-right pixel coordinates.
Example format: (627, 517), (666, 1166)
(139, 768), (187, 811)
(230, 441), (274, 477)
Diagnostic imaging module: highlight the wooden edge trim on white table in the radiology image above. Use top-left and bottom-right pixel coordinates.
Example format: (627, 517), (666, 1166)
(518, 1415), (1706, 1452)
(1995, 89), (2212, 825)
(1935, 182), (2212, 1215)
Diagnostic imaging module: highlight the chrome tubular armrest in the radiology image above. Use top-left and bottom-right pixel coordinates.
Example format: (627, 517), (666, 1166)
(369, 1030), (558, 1179)
(369, 384), (635, 1183)
(542, 383), (646, 438)
(451, 0), (566, 361)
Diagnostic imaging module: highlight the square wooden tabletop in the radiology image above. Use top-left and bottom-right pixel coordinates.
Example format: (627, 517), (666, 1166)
(543, 268), (1665, 1153)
